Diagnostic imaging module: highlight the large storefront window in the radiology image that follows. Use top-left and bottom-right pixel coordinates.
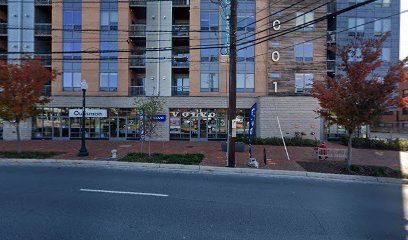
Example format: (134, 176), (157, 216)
(32, 108), (144, 140)
(169, 108), (251, 141)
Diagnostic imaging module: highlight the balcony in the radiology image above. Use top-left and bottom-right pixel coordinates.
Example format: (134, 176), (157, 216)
(171, 86), (189, 96)
(35, 0), (51, 5)
(327, 60), (336, 72)
(327, 31), (336, 43)
(35, 23), (52, 37)
(173, 0), (189, 7)
(129, 86), (145, 96)
(0, 23), (7, 36)
(129, 55), (146, 68)
(41, 85), (51, 96)
(129, 24), (146, 38)
(0, 53), (6, 61)
(129, 0), (146, 7)
(0, 0), (7, 6)
(35, 54), (51, 67)
(172, 49), (189, 68)
(172, 25), (189, 37)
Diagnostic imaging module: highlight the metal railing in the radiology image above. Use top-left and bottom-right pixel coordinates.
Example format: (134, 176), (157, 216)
(35, 23), (52, 36)
(129, 0), (146, 6)
(41, 85), (51, 96)
(129, 24), (146, 37)
(35, 0), (51, 5)
(129, 55), (146, 67)
(327, 60), (336, 72)
(173, 0), (189, 6)
(0, 23), (7, 36)
(129, 86), (145, 96)
(172, 53), (189, 67)
(35, 54), (51, 67)
(0, 0), (7, 5)
(172, 25), (189, 37)
(171, 86), (189, 96)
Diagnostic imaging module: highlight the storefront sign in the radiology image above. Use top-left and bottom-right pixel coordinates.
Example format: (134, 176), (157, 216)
(153, 115), (166, 122)
(248, 103), (257, 158)
(69, 109), (107, 118)
(170, 111), (216, 118)
(220, 0), (231, 55)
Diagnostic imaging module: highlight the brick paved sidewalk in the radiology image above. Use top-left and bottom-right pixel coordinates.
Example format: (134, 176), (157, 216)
(0, 140), (406, 172)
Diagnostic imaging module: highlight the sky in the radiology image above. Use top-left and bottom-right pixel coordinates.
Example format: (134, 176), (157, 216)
(401, 0), (408, 59)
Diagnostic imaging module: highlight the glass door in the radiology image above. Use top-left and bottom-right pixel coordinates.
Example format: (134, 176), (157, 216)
(118, 117), (127, 138)
(190, 116), (208, 141)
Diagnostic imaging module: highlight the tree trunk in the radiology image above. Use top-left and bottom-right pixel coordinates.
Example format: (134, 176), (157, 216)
(15, 121), (22, 154)
(346, 130), (353, 168)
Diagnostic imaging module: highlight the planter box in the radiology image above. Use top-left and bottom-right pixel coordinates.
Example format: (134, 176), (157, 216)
(221, 142), (245, 152)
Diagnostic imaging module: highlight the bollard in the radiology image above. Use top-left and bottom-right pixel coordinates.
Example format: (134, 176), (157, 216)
(111, 149), (117, 159)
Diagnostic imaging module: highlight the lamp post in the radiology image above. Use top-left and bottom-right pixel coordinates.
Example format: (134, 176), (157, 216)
(78, 79), (89, 157)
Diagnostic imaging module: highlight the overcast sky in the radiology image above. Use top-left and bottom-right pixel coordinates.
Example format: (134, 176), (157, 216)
(401, 1), (408, 59)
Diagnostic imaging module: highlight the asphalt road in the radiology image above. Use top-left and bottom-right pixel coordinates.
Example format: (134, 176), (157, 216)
(0, 164), (407, 240)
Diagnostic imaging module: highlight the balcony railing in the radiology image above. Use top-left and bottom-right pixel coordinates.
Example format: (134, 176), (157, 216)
(0, 0), (7, 5)
(129, 0), (146, 7)
(172, 54), (189, 67)
(0, 23), (7, 36)
(172, 25), (189, 37)
(173, 0), (189, 6)
(0, 53), (7, 61)
(35, 0), (51, 5)
(129, 86), (145, 96)
(327, 60), (336, 72)
(41, 85), (51, 96)
(129, 24), (146, 38)
(171, 86), (189, 96)
(129, 55), (146, 67)
(35, 23), (52, 36)
(36, 54), (51, 67)
(327, 31), (336, 43)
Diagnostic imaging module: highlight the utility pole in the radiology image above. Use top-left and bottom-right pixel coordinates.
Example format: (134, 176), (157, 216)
(227, 0), (237, 167)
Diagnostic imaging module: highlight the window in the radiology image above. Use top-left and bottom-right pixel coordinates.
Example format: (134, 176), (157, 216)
(296, 12), (314, 31)
(63, 41), (81, 59)
(200, 11), (219, 31)
(348, 18), (365, 36)
(294, 43), (313, 62)
(63, 10), (82, 30)
(237, 73), (254, 92)
(200, 48), (218, 62)
(403, 108), (408, 115)
(348, 0), (364, 5)
(200, 73), (219, 92)
(295, 73), (314, 93)
(374, 19), (391, 35)
(376, 0), (391, 7)
(100, 72), (118, 92)
(382, 48), (391, 62)
(238, 13), (255, 32)
(271, 42), (280, 47)
(237, 45), (254, 62)
(63, 72), (81, 92)
(101, 11), (118, 30)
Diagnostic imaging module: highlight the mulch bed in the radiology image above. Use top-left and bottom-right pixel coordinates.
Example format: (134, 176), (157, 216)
(297, 161), (405, 179)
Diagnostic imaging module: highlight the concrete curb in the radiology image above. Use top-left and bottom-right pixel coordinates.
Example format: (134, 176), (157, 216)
(1, 158), (407, 184)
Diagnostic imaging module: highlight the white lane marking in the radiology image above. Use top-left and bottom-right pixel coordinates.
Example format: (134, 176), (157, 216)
(80, 188), (168, 197)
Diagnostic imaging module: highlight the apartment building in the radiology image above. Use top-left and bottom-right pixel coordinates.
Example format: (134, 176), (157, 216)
(0, 0), (358, 141)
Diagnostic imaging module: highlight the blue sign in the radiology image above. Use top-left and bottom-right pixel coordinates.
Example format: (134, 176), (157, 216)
(248, 103), (257, 158)
(153, 115), (166, 122)
(387, 106), (399, 111)
(220, 0), (231, 56)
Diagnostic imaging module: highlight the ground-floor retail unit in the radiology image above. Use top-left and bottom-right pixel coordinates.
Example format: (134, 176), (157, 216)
(1, 96), (322, 141)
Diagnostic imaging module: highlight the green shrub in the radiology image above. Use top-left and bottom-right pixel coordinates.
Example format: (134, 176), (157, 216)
(341, 136), (408, 151)
(0, 151), (64, 159)
(119, 153), (204, 165)
(236, 136), (319, 147)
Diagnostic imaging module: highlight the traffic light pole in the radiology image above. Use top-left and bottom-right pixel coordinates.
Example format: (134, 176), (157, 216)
(227, 0), (237, 167)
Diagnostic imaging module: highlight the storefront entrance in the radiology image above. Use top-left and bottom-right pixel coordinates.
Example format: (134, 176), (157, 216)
(110, 117), (127, 139)
(190, 117), (208, 141)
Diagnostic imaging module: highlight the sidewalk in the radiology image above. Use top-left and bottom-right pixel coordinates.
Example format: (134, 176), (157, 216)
(0, 140), (406, 172)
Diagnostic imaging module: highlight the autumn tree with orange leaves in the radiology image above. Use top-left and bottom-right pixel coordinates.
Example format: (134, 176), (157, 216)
(0, 58), (57, 153)
(312, 34), (407, 167)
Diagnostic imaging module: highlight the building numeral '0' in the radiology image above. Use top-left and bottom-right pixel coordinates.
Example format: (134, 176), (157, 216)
(271, 51), (280, 62)
(272, 20), (281, 31)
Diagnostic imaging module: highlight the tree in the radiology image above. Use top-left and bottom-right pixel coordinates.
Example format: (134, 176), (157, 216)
(312, 34), (407, 167)
(134, 96), (165, 157)
(0, 58), (57, 153)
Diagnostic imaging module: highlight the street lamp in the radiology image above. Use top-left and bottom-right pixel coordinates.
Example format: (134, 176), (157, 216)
(78, 79), (89, 157)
